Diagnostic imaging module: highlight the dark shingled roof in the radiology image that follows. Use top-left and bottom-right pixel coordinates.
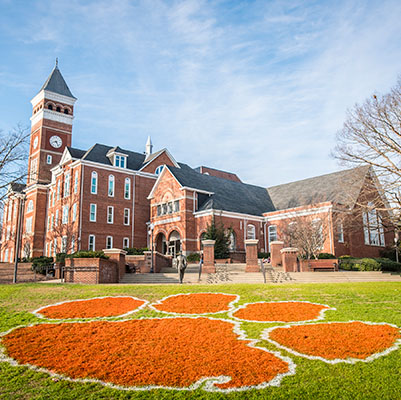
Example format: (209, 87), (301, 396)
(80, 143), (146, 170)
(168, 164), (275, 216)
(67, 147), (86, 159)
(9, 182), (26, 193)
(267, 166), (370, 210)
(40, 66), (76, 99)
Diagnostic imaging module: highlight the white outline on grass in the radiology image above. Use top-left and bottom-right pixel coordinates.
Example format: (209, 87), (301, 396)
(0, 315), (296, 393)
(263, 320), (401, 364)
(228, 301), (336, 323)
(32, 296), (149, 321)
(148, 292), (240, 316)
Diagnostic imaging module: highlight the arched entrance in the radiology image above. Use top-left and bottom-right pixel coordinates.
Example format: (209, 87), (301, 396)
(168, 230), (181, 257)
(155, 232), (167, 254)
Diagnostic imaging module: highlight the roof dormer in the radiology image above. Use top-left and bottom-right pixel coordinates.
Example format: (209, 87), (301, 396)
(106, 147), (128, 168)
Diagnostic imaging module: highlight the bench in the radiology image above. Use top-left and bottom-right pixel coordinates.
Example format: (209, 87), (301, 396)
(309, 260), (338, 272)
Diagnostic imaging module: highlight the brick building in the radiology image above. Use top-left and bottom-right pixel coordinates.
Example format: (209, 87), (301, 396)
(0, 64), (395, 263)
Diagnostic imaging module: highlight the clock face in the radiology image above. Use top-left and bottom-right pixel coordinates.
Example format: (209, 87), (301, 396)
(33, 137), (38, 149)
(49, 135), (62, 149)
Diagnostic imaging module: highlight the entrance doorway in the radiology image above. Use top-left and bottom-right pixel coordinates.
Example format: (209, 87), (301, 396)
(168, 230), (181, 257)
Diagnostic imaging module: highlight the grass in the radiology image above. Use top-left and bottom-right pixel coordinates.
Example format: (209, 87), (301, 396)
(0, 282), (400, 399)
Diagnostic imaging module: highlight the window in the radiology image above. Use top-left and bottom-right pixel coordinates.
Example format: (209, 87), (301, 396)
(155, 165), (164, 176)
(362, 204), (385, 246)
(88, 235), (95, 251)
(27, 200), (34, 213)
(48, 104), (53, 110)
(173, 200), (180, 212)
(268, 225), (277, 243)
(123, 237), (129, 248)
(115, 155), (126, 168)
(61, 236), (67, 253)
(229, 231), (236, 251)
(49, 242), (52, 257)
(106, 236), (113, 249)
(47, 155), (52, 165)
(338, 223), (344, 243)
(47, 216), (51, 231)
(45, 243), (49, 257)
(53, 238), (57, 255)
(107, 206), (114, 224)
(124, 208), (130, 225)
(26, 217), (33, 234)
(91, 171), (97, 194)
(167, 202), (173, 214)
(157, 205), (162, 216)
(51, 214), (54, 230)
(64, 109), (69, 115)
(57, 180), (61, 200)
(64, 173), (70, 197)
(52, 190), (55, 206)
(72, 203), (77, 222)
(71, 236), (75, 252)
(74, 170), (79, 193)
(7, 203), (11, 221)
(247, 224), (256, 239)
(90, 204), (96, 222)
(108, 175), (115, 197)
(6, 226), (10, 240)
(162, 203), (167, 215)
(62, 205), (69, 224)
(56, 106), (61, 112)
(124, 178), (131, 199)
(55, 210), (59, 226)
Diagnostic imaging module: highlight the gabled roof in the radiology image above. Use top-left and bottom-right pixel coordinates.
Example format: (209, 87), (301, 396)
(267, 166), (370, 211)
(67, 146), (86, 159)
(40, 66), (76, 99)
(141, 148), (180, 169)
(168, 164), (275, 216)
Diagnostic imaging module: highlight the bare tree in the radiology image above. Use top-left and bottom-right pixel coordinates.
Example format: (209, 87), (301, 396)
(0, 125), (30, 203)
(281, 215), (329, 259)
(333, 78), (401, 227)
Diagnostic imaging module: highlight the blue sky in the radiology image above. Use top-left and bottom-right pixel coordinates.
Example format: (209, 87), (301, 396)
(1, 0), (401, 187)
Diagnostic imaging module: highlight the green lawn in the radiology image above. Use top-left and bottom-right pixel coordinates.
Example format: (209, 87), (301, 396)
(0, 282), (400, 399)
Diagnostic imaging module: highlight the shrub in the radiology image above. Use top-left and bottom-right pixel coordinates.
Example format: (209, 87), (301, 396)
(317, 253), (336, 259)
(31, 256), (54, 275)
(356, 258), (381, 271)
(258, 252), (270, 259)
(339, 255), (353, 259)
(374, 258), (401, 272)
(379, 247), (397, 262)
(124, 247), (149, 255)
(187, 253), (200, 262)
(67, 251), (109, 259)
(56, 253), (67, 264)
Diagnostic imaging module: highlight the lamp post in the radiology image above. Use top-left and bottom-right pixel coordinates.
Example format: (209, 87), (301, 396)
(394, 230), (399, 263)
(148, 223), (155, 273)
(13, 195), (25, 284)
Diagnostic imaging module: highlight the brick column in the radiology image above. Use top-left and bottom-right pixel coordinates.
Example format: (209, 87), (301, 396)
(245, 239), (259, 272)
(202, 240), (216, 273)
(280, 247), (298, 273)
(270, 241), (284, 267)
(103, 248), (127, 281)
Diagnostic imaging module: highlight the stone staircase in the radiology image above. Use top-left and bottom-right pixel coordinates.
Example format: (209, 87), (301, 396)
(287, 271), (401, 283)
(0, 262), (46, 284)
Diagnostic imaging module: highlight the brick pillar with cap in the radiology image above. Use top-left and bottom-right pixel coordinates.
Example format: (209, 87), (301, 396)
(270, 241), (284, 267)
(103, 248), (127, 281)
(280, 247), (299, 273)
(202, 240), (216, 273)
(245, 239), (259, 272)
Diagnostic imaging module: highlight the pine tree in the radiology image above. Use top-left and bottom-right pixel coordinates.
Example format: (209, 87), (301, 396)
(204, 220), (231, 259)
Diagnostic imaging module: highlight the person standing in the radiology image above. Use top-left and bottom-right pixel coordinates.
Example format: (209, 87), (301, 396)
(176, 251), (187, 284)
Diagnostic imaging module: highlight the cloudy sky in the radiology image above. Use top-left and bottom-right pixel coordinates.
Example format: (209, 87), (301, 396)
(1, 0), (401, 186)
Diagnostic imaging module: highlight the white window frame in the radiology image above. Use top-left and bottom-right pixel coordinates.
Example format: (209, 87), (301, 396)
(106, 236), (113, 249)
(57, 180), (61, 200)
(123, 237), (129, 248)
(155, 165), (164, 176)
(88, 235), (95, 251)
(47, 155), (52, 164)
(108, 175), (115, 197)
(338, 223), (344, 243)
(55, 210), (59, 226)
(115, 155), (126, 168)
(124, 208), (130, 225)
(124, 178), (131, 199)
(64, 173), (70, 197)
(62, 205), (69, 224)
(247, 224), (256, 240)
(72, 203), (77, 222)
(90, 203), (97, 222)
(74, 170), (79, 194)
(107, 206), (114, 224)
(27, 200), (34, 212)
(61, 236), (67, 253)
(91, 171), (98, 194)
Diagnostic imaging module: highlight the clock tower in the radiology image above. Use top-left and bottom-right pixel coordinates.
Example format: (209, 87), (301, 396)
(28, 60), (77, 186)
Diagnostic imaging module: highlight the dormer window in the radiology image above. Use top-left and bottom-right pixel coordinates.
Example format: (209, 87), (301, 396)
(115, 155), (126, 168)
(155, 165), (164, 176)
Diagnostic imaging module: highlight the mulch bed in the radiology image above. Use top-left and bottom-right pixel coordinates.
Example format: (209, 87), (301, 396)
(3, 318), (290, 389)
(232, 302), (330, 322)
(269, 321), (400, 360)
(36, 297), (146, 319)
(152, 293), (238, 314)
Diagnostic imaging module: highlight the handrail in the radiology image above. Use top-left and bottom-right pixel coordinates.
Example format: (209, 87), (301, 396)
(260, 259), (266, 284)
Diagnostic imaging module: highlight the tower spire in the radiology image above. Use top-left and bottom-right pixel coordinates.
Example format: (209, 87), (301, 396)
(145, 136), (153, 157)
(55, 57), (58, 68)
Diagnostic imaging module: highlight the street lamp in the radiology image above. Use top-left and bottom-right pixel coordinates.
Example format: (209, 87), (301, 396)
(394, 230), (399, 263)
(148, 223), (155, 273)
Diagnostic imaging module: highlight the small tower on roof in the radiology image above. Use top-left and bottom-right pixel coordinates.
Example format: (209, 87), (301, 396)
(145, 136), (153, 157)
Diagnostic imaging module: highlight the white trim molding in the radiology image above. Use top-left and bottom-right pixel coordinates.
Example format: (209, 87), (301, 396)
(264, 205), (333, 222)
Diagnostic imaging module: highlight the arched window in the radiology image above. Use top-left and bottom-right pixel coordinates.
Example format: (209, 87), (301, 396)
(64, 109), (69, 114)
(91, 172), (97, 194)
(27, 200), (34, 213)
(56, 106), (61, 112)
(124, 178), (130, 199)
(108, 175), (115, 197)
(247, 224), (256, 239)
(228, 231), (236, 251)
(74, 170), (79, 193)
(48, 104), (53, 110)
(155, 165), (164, 176)
(64, 173), (70, 197)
